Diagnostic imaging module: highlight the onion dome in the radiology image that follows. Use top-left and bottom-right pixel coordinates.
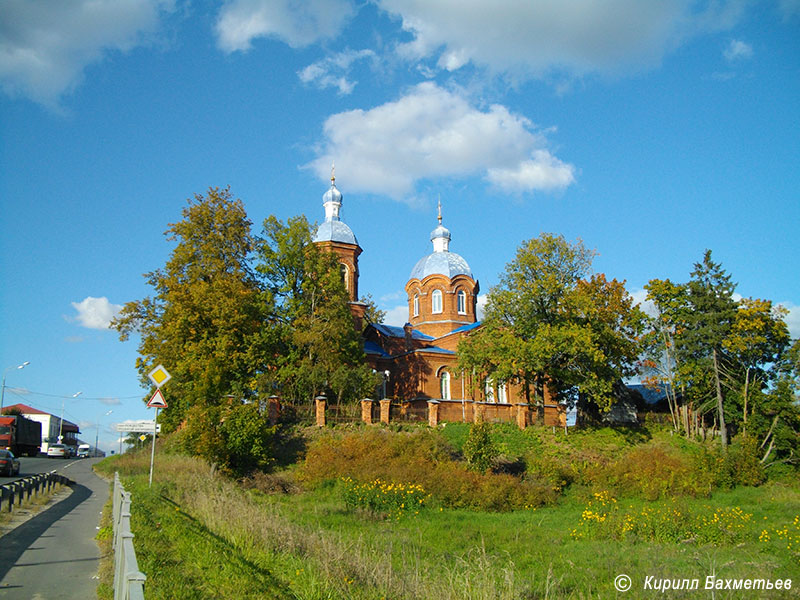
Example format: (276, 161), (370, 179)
(312, 165), (358, 245)
(409, 200), (472, 280)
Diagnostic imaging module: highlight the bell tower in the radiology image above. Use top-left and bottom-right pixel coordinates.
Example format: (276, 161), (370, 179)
(312, 166), (366, 328)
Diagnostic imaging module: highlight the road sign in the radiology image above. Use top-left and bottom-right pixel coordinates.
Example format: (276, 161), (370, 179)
(114, 420), (161, 433)
(147, 389), (168, 408)
(148, 364), (172, 388)
(139, 435), (147, 442)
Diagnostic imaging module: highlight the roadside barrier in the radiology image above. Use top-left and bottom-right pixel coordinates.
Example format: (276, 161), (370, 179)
(112, 472), (146, 600)
(0, 470), (71, 513)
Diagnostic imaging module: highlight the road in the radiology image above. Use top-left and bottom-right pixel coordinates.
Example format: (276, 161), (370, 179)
(0, 457), (109, 599)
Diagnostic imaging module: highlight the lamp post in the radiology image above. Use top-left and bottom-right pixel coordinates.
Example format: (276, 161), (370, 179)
(59, 391), (82, 444)
(95, 410), (112, 457)
(0, 361), (30, 414)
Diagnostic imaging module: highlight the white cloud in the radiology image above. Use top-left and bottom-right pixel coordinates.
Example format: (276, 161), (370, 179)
(101, 397), (123, 406)
(306, 82), (575, 199)
(778, 301), (800, 339)
(630, 288), (657, 317)
(298, 48), (375, 95)
(215, 0), (355, 53)
(723, 39), (753, 61)
(0, 0), (171, 107)
(71, 297), (123, 330)
(383, 304), (409, 327)
(476, 294), (488, 320)
(486, 150), (575, 193)
(377, 0), (746, 78)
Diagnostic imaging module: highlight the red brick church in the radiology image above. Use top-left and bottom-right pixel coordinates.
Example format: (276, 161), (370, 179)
(311, 172), (565, 426)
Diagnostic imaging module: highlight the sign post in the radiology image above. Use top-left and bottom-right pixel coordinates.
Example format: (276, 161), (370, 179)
(147, 365), (171, 487)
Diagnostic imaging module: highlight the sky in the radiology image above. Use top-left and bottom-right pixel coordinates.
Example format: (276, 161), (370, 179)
(1, 0), (798, 453)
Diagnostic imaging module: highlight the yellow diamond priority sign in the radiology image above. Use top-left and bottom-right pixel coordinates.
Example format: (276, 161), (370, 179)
(148, 364), (172, 388)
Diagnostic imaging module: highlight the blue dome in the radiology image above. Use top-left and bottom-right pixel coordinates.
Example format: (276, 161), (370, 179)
(323, 184), (342, 205)
(313, 220), (358, 245)
(430, 224), (451, 241)
(409, 251), (472, 280)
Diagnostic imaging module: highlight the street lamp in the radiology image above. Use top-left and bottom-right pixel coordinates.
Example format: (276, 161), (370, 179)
(0, 361), (30, 414)
(59, 391), (82, 444)
(95, 410), (112, 457)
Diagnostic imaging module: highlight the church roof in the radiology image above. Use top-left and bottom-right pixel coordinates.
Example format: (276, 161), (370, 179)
(372, 323), (434, 341)
(410, 251), (472, 280)
(312, 220), (358, 245)
(409, 200), (472, 280)
(312, 167), (359, 246)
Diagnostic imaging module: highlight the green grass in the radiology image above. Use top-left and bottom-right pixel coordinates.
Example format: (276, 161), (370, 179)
(95, 427), (800, 599)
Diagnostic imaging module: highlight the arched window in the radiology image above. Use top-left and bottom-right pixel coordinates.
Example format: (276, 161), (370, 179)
(340, 264), (349, 291)
(497, 382), (508, 404)
(440, 371), (451, 400)
(457, 289), (467, 314)
(484, 378), (495, 403)
(413, 293), (419, 317)
(431, 289), (443, 314)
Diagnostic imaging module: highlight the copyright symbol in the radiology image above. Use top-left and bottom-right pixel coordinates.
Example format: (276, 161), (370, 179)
(614, 574), (632, 592)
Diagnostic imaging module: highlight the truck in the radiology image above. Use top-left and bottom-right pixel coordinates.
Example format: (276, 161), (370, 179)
(0, 414), (42, 457)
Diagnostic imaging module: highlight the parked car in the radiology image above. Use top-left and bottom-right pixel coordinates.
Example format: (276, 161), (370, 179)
(0, 449), (21, 475)
(47, 443), (68, 458)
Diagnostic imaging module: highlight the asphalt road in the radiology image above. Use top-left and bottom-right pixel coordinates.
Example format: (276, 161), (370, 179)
(0, 457), (109, 599)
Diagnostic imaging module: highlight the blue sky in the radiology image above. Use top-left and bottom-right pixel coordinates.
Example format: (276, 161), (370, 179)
(1, 1), (798, 452)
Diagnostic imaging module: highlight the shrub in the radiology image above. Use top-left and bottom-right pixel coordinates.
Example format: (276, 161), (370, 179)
(463, 422), (497, 473)
(726, 435), (766, 487)
(299, 428), (556, 510)
(168, 403), (276, 477)
(601, 442), (715, 500)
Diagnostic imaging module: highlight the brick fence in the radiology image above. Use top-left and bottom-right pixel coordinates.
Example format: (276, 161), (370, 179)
(307, 396), (565, 429)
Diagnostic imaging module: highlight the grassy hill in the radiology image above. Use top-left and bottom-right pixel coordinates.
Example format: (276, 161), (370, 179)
(95, 423), (800, 599)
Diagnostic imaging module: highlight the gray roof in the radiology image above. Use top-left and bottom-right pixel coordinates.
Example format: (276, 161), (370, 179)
(312, 220), (359, 245)
(409, 251), (472, 280)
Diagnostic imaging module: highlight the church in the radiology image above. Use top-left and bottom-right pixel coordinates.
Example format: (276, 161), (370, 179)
(311, 172), (565, 427)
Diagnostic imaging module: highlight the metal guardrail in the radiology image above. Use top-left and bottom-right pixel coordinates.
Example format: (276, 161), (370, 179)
(112, 472), (146, 600)
(0, 470), (70, 513)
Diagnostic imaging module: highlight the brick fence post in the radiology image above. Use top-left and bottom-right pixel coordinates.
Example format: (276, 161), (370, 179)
(268, 395), (281, 425)
(515, 403), (529, 429)
(361, 398), (375, 424)
(427, 400), (440, 427)
(315, 395), (327, 427)
(379, 399), (391, 424)
(473, 402), (485, 423)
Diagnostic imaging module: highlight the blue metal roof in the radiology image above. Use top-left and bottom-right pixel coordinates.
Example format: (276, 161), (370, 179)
(446, 321), (482, 335)
(409, 250), (472, 280)
(371, 323), (434, 341)
(413, 346), (455, 355)
(364, 340), (391, 358)
(312, 220), (359, 245)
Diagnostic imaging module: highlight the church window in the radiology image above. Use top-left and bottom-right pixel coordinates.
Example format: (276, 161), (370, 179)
(498, 382), (508, 404)
(457, 289), (466, 314)
(340, 264), (349, 291)
(413, 293), (419, 317)
(440, 371), (451, 400)
(484, 378), (495, 403)
(431, 289), (443, 314)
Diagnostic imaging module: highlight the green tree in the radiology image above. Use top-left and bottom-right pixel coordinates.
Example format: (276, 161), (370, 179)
(113, 187), (270, 432)
(458, 233), (645, 415)
(642, 278), (690, 434)
(255, 215), (378, 404)
(723, 298), (791, 434)
(680, 250), (738, 446)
